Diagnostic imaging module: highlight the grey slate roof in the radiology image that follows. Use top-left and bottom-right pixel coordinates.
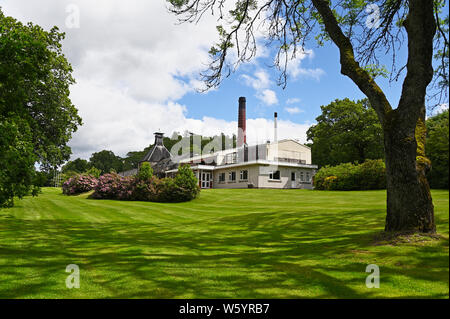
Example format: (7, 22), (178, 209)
(141, 132), (172, 163)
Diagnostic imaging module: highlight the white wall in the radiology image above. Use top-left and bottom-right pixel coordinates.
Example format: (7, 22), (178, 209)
(213, 165), (259, 189)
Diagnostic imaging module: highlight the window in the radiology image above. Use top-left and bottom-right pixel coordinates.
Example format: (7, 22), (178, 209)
(229, 171), (236, 182)
(240, 170), (248, 181)
(300, 172), (305, 182)
(291, 172), (296, 181)
(306, 172), (311, 182)
(225, 152), (237, 164)
(269, 171), (280, 180)
(219, 173), (225, 183)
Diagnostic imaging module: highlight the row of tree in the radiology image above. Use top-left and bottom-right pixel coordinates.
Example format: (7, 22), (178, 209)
(306, 98), (449, 189)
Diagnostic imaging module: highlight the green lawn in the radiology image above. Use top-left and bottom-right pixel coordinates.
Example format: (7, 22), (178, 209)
(0, 188), (448, 299)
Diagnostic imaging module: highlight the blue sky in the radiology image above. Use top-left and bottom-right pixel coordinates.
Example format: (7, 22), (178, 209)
(178, 41), (408, 125)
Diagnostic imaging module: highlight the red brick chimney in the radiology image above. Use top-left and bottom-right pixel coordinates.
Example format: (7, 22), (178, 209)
(238, 97), (246, 147)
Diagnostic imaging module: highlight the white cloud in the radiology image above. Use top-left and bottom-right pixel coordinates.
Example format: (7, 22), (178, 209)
(1, 0), (311, 160)
(256, 89), (278, 106)
(69, 80), (310, 158)
(241, 69), (271, 91)
(285, 107), (303, 114)
(279, 48), (325, 81)
(286, 98), (301, 105)
(241, 69), (279, 106)
(1, 0), (219, 103)
(435, 103), (449, 114)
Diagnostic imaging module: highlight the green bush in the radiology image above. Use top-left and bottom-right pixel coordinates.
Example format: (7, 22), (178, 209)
(138, 162), (153, 180)
(314, 159), (386, 190)
(85, 167), (101, 178)
(173, 164), (200, 201)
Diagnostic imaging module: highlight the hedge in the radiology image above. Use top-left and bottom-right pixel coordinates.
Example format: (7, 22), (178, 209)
(314, 159), (386, 190)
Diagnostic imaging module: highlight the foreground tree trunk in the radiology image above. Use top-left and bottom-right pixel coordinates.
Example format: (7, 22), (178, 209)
(383, 111), (435, 232)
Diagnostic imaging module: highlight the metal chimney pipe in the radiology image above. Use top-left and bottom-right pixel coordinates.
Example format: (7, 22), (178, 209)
(274, 112), (278, 143)
(238, 97), (247, 147)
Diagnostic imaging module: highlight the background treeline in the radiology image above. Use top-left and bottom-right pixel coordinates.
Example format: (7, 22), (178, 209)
(38, 132), (237, 186)
(307, 99), (449, 190)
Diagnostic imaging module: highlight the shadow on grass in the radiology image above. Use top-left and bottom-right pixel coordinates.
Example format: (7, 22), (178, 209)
(0, 208), (448, 298)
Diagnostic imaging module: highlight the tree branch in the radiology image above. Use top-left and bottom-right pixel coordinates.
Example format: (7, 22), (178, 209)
(311, 0), (392, 126)
(397, 0), (436, 120)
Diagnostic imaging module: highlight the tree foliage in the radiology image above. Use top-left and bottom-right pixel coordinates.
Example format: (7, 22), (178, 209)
(62, 158), (90, 174)
(314, 159), (386, 191)
(307, 98), (384, 167)
(426, 109), (449, 189)
(0, 9), (81, 207)
(137, 162), (154, 180)
(0, 116), (37, 207)
(89, 150), (124, 175)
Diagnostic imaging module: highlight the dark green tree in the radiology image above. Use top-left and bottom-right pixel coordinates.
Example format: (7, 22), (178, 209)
(122, 151), (147, 171)
(89, 150), (123, 174)
(0, 116), (36, 207)
(0, 9), (81, 207)
(62, 158), (90, 174)
(426, 109), (449, 189)
(307, 98), (384, 167)
(168, 0), (449, 233)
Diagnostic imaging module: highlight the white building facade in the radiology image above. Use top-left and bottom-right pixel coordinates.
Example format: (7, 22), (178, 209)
(167, 139), (318, 190)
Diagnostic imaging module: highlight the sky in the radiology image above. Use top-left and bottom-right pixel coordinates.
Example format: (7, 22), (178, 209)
(1, 0), (447, 160)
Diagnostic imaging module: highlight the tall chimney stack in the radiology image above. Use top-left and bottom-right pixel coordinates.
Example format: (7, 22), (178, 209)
(238, 97), (247, 147)
(274, 112), (278, 143)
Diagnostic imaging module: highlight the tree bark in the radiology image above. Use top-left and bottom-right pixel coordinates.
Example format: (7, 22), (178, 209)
(383, 110), (435, 233)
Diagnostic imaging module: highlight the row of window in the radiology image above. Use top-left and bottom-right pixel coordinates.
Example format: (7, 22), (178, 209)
(218, 170), (248, 182)
(271, 171), (311, 182)
(217, 170), (311, 183)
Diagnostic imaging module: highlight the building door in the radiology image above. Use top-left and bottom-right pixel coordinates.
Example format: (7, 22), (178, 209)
(201, 172), (212, 189)
(291, 172), (296, 188)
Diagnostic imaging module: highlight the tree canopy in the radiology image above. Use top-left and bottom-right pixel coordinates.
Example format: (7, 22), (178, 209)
(307, 98), (384, 167)
(426, 109), (449, 189)
(0, 8), (81, 207)
(89, 150), (124, 175)
(62, 158), (90, 174)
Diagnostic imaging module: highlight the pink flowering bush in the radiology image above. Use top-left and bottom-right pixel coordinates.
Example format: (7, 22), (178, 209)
(90, 165), (200, 203)
(62, 174), (98, 195)
(91, 173), (134, 200)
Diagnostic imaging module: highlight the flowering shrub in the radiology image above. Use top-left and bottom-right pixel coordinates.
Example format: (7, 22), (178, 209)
(90, 165), (200, 203)
(62, 174), (98, 195)
(91, 173), (133, 200)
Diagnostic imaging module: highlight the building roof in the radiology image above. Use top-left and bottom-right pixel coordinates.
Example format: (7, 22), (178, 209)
(141, 132), (172, 163)
(166, 160), (317, 173)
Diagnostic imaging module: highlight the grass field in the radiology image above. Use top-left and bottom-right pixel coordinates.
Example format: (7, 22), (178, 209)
(0, 188), (448, 299)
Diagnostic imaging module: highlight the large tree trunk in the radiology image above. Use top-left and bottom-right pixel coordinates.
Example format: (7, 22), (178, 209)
(383, 110), (435, 233)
